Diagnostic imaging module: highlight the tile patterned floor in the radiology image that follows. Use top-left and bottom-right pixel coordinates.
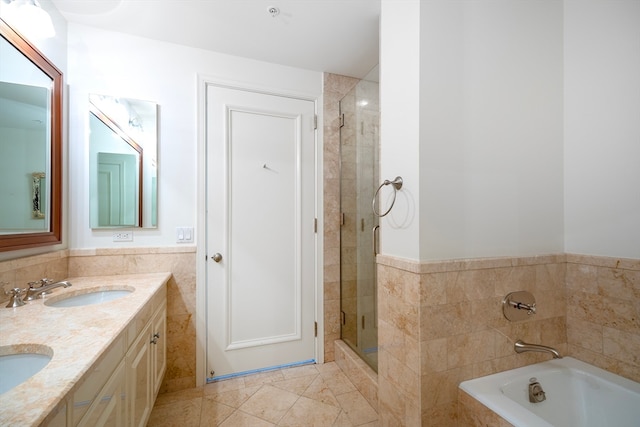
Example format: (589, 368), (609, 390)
(148, 362), (378, 427)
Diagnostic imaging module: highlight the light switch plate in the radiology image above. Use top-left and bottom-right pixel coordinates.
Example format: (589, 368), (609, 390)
(176, 227), (194, 243)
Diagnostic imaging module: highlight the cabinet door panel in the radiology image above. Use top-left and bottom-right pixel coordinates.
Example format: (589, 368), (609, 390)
(152, 304), (167, 397)
(127, 323), (152, 427)
(79, 360), (125, 427)
(73, 335), (125, 424)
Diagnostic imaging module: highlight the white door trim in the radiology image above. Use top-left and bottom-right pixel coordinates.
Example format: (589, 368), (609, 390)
(195, 74), (324, 386)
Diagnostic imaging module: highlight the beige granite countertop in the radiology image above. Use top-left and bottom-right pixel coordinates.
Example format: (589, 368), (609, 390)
(0, 272), (171, 426)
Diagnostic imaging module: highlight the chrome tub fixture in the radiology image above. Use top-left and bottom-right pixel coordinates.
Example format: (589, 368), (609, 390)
(514, 340), (562, 359)
(528, 377), (547, 403)
(502, 290), (536, 321)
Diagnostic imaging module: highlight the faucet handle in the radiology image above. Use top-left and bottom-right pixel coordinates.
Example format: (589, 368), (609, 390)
(5, 287), (27, 308)
(29, 278), (53, 288)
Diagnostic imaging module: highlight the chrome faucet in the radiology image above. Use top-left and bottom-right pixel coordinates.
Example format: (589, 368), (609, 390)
(25, 280), (72, 301)
(514, 340), (562, 359)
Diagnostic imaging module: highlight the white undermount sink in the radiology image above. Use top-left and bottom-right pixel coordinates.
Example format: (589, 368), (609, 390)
(0, 346), (52, 395)
(45, 288), (133, 308)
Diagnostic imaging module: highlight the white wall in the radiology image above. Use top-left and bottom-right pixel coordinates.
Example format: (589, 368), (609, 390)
(380, 0), (565, 261)
(379, 0), (422, 261)
(564, 0), (640, 259)
(66, 24), (322, 249)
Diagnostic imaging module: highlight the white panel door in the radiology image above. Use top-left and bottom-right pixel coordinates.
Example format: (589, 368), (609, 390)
(206, 84), (316, 379)
(97, 153), (136, 226)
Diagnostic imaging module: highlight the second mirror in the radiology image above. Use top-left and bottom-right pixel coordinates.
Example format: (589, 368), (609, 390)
(89, 94), (158, 228)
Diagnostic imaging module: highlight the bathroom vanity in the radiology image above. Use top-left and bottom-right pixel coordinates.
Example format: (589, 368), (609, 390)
(0, 272), (170, 426)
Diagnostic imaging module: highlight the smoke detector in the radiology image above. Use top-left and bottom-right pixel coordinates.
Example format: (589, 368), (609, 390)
(268, 6), (280, 17)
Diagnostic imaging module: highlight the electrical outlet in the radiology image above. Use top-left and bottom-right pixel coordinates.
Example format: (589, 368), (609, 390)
(113, 231), (133, 242)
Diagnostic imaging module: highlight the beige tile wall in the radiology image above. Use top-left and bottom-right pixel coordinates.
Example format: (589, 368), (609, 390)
(376, 254), (568, 426)
(457, 389), (513, 427)
(334, 339), (378, 412)
(565, 255), (640, 383)
(0, 250), (69, 306)
(323, 72), (359, 362)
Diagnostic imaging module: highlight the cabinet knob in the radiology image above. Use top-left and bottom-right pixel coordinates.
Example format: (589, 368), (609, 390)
(151, 332), (160, 345)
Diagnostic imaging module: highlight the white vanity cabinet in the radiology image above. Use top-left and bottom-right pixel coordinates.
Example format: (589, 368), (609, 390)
(126, 302), (167, 427)
(45, 286), (167, 427)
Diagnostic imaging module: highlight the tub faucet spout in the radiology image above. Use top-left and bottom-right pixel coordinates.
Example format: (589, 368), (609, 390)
(514, 340), (562, 359)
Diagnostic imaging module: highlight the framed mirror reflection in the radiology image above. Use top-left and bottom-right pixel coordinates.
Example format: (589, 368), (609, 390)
(89, 94), (158, 228)
(0, 18), (62, 252)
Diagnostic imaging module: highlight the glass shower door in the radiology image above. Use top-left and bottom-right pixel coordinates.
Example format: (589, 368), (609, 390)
(339, 78), (379, 371)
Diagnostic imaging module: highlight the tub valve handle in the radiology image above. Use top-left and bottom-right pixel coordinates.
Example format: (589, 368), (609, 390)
(502, 291), (537, 321)
(509, 300), (536, 315)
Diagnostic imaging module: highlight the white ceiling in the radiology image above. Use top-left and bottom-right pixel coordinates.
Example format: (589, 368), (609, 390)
(51, 0), (381, 78)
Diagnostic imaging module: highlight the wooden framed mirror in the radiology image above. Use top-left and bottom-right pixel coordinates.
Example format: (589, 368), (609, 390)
(0, 18), (63, 251)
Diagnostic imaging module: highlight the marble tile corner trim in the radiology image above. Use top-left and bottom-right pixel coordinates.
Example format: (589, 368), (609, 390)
(565, 253), (640, 271)
(375, 255), (424, 273)
(69, 246), (197, 257)
(68, 249), (98, 257)
(376, 254), (567, 273)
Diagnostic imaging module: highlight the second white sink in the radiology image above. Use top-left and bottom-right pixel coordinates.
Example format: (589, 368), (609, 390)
(45, 288), (133, 308)
(0, 346), (52, 395)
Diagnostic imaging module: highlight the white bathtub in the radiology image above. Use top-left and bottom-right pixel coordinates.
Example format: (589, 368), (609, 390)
(459, 357), (640, 427)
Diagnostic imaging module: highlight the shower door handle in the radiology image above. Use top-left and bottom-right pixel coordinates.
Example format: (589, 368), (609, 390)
(372, 225), (380, 257)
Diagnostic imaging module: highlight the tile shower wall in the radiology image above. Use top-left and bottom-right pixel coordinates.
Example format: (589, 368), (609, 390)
(323, 73), (359, 362)
(67, 247), (197, 393)
(376, 254), (567, 426)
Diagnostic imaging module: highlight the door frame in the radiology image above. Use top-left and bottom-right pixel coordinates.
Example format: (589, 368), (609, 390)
(195, 75), (324, 386)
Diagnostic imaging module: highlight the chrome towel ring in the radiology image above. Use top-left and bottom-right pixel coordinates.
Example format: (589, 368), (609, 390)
(372, 176), (403, 217)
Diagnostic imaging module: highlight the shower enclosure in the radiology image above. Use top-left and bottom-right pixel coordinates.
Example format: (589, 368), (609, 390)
(339, 75), (379, 371)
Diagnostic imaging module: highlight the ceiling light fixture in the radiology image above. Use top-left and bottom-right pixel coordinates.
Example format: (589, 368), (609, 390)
(267, 6), (280, 18)
(0, 0), (55, 39)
